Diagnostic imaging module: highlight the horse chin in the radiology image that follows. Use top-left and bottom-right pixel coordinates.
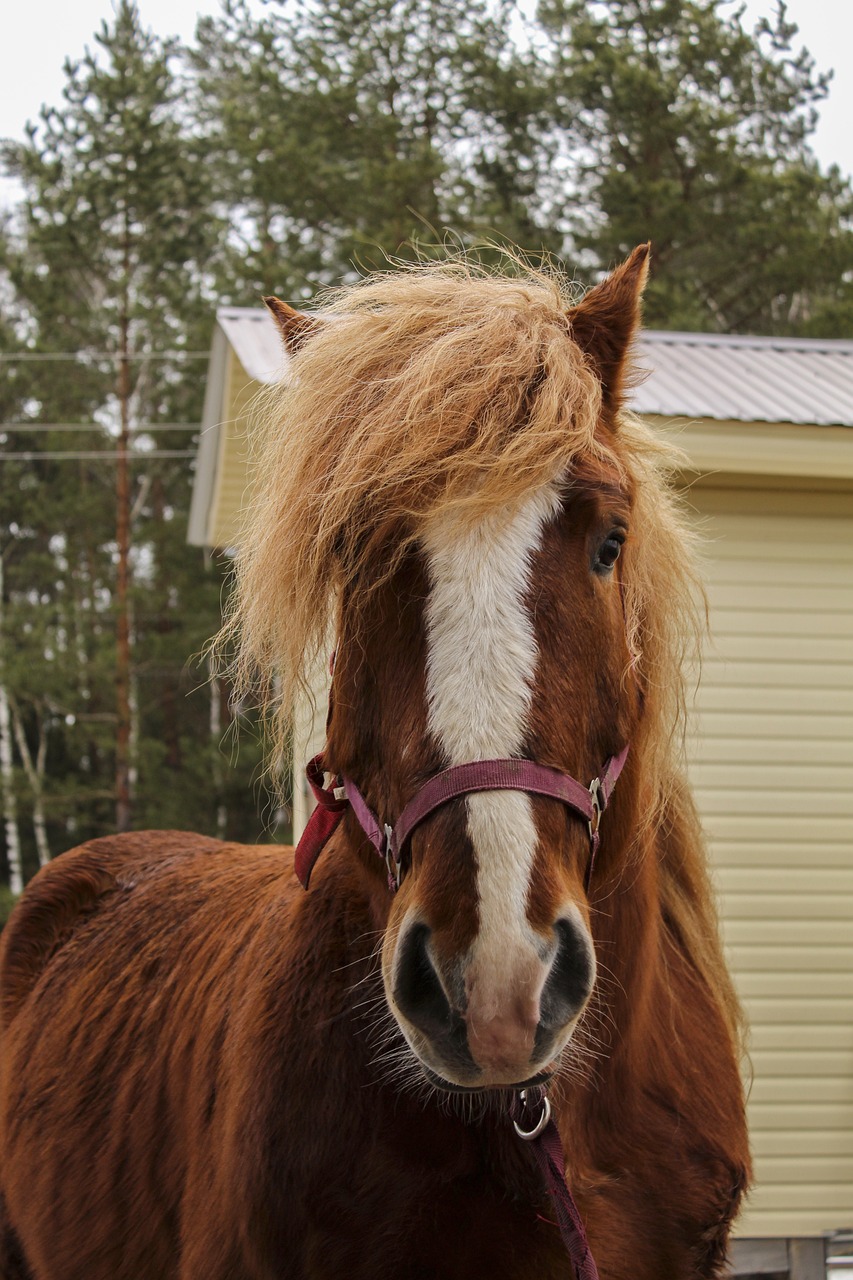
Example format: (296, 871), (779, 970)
(419, 1063), (557, 1095)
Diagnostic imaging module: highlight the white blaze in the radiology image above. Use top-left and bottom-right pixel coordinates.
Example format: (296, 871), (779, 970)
(421, 486), (561, 1006)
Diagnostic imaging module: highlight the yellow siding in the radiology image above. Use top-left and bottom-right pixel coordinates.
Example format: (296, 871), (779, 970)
(685, 484), (853, 1239)
(208, 353), (257, 549)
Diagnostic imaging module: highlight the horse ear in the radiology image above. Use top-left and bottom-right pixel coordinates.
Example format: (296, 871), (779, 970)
(263, 296), (322, 353)
(567, 244), (650, 414)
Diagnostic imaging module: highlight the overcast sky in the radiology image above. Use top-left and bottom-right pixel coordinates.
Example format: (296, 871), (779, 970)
(1, 0), (851, 204)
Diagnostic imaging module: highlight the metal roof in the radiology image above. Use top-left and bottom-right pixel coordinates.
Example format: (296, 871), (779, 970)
(217, 307), (292, 384)
(634, 330), (853, 427)
(217, 307), (853, 427)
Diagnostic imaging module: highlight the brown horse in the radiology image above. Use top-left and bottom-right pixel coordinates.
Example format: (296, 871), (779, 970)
(0, 247), (749, 1280)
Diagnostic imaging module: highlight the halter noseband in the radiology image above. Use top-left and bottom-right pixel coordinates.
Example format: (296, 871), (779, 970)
(294, 745), (629, 892)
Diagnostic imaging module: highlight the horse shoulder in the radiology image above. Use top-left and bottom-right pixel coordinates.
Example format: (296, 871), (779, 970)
(0, 831), (224, 1032)
(0, 832), (301, 1278)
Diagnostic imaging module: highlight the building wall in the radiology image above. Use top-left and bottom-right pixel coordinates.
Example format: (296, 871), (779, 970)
(686, 484), (853, 1238)
(207, 352), (258, 550)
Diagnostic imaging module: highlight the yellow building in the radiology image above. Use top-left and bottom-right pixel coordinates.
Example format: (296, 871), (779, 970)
(189, 313), (853, 1275)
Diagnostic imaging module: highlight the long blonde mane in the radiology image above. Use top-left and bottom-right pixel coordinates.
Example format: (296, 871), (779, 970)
(216, 257), (742, 1047)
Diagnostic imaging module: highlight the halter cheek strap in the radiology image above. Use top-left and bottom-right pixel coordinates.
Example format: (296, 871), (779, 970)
(294, 745), (629, 892)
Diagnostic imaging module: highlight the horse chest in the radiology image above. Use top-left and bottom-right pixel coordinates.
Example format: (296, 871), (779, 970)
(294, 1166), (570, 1280)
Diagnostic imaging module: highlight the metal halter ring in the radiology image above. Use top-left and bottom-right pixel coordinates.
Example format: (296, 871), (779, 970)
(512, 1089), (552, 1140)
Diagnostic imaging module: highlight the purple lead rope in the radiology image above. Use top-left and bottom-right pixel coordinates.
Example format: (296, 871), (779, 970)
(531, 1125), (599, 1280)
(511, 1090), (600, 1280)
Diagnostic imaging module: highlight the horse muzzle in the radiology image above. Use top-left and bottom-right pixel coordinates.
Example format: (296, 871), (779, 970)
(389, 912), (596, 1088)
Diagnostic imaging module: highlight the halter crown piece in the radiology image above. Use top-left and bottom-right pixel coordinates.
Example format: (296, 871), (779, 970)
(294, 737), (628, 1280)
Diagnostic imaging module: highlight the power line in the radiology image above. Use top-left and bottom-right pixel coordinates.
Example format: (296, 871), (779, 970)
(1, 423), (199, 432)
(1, 450), (197, 461)
(0, 351), (209, 363)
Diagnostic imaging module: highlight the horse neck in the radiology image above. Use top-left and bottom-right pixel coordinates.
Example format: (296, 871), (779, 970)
(578, 764), (740, 1122)
(586, 765), (665, 1059)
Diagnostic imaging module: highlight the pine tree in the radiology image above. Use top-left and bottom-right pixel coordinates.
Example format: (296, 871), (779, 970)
(536, 0), (853, 333)
(192, 0), (554, 301)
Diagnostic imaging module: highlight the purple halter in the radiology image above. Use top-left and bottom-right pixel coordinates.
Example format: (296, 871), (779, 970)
(292, 744), (628, 1280)
(291, 728), (627, 1280)
(294, 745), (629, 893)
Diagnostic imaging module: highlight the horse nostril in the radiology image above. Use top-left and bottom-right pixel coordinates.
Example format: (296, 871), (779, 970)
(539, 917), (595, 1031)
(393, 922), (452, 1039)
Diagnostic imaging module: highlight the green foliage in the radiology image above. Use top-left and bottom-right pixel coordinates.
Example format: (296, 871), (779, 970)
(0, 883), (18, 931)
(1, 0), (853, 886)
(4, 9), (214, 355)
(0, 3), (269, 883)
(536, 0), (853, 331)
(191, 0), (557, 298)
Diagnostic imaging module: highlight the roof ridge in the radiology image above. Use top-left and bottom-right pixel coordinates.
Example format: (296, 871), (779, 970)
(640, 330), (853, 354)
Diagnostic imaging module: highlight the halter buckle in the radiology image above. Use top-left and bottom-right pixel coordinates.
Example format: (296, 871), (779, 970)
(383, 823), (401, 891)
(588, 778), (603, 840)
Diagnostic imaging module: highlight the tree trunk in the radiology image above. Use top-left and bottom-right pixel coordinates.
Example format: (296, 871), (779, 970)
(115, 230), (133, 833)
(0, 685), (23, 895)
(152, 476), (181, 772)
(129, 635), (139, 800)
(10, 698), (51, 867)
(0, 558), (23, 894)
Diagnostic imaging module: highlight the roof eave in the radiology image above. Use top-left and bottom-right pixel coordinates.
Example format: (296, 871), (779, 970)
(647, 415), (853, 484)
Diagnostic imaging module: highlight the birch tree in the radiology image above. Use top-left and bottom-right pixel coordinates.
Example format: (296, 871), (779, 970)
(0, 557), (23, 895)
(9, 698), (50, 868)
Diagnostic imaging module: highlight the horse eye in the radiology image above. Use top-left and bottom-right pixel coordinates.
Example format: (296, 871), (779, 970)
(594, 532), (624, 573)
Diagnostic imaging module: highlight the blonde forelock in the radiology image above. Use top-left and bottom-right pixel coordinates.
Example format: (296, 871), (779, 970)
(219, 260), (697, 808)
(219, 262), (607, 745)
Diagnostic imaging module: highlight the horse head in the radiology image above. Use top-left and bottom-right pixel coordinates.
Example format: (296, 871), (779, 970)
(234, 246), (681, 1092)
